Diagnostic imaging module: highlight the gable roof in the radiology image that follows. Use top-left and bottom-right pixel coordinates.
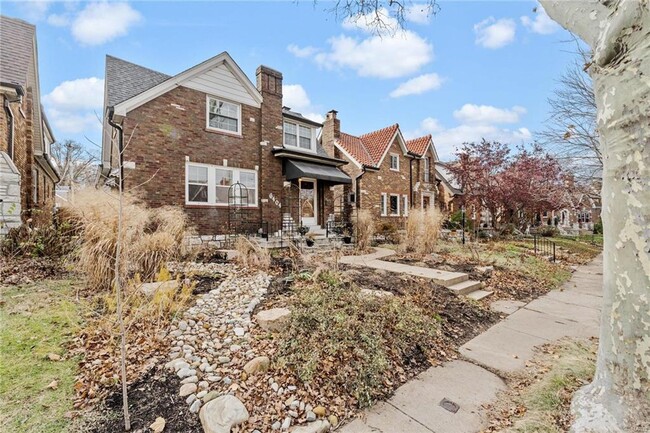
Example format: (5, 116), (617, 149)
(405, 135), (431, 157)
(335, 124), (405, 169)
(111, 51), (263, 116)
(0, 16), (35, 87)
(106, 55), (170, 107)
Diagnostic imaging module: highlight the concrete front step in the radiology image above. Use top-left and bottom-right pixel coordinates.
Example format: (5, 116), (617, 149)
(447, 279), (483, 295)
(466, 289), (494, 301)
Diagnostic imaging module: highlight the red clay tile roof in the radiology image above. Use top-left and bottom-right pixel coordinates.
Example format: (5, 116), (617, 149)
(336, 124), (400, 168)
(339, 132), (375, 167)
(406, 135), (431, 157)
(359, 124), (399, 165)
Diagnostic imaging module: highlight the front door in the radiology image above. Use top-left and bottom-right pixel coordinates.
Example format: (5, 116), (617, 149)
(299, 178), (317, 227)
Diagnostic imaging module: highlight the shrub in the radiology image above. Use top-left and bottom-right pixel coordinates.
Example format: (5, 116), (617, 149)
(377, 221), (399, 244)
(593, 218), (603, 234)
(277, 272), (438, 408)
(539, 226), (559, 237)
(66, 189), (191, 291)
(353, 209), (375, 252)
(399, 207), (444, 254)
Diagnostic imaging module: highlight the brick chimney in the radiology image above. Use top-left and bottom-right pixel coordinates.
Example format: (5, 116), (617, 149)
(322, 109), (340, 158)
(256, 65), (284, 228)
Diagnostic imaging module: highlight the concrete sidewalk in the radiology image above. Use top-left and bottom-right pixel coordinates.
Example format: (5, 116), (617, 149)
(340, 255), (603, 433)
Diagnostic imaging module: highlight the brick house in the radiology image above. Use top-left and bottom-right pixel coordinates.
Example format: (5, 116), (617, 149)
(434, 162), (463, 213)
(99, 52), (351, 236)
(321, 110), (440, 222)
(0, 16), (60, 235)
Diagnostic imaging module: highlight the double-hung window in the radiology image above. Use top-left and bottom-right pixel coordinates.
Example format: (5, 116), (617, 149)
(284, 121), (314, 151)
(188, 165), (209, 203)
(207, 97), (241, 134)
(186, 162), (257, 206)
(389, 154), (399, 171)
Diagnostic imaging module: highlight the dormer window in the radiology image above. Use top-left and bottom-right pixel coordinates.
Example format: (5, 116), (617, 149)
(207, 96), (241, 134)
(284, 121), (315, 152)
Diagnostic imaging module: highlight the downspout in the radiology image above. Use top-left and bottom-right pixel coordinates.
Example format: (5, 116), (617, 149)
(107, 107), (124, 189)
(409, 158), (414, 210)
(355, 170), (365, 210)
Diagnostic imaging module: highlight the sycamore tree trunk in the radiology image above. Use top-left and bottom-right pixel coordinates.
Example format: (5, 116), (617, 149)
(540, 1), (650, 431)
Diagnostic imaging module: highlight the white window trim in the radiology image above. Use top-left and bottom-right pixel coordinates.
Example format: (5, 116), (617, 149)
(402, 194), (409, 216)
(380, 193), (387, 216)
(185, 161), (258, 207)
(283, 120), (316, 153)
(206, 95), (242, 135)
(389, 193), (400, 217)
(389, 153), (400, 171)
(423, 157), (430, 183)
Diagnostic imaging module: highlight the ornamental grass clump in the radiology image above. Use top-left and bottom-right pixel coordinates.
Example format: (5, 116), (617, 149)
(277, 271), (439, 408)
(400, 207), (444, 255)
(66, 189), (191, 291)
(353, 209), (375, 252)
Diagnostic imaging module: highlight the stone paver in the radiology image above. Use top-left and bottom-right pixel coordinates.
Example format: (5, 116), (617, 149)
(341, 254), (603, 433)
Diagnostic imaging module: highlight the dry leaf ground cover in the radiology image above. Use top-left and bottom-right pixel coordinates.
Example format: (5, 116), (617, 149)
(482, 338), (597, 433)
(0, 279), (81, 433)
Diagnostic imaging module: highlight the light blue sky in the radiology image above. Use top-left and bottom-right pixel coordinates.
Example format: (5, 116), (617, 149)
(4, 0), (579, 160)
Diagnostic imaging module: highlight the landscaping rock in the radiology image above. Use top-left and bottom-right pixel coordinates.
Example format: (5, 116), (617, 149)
(199, 395), (249, 433)
(203, 391), (219, 403)
(139, 280), (178, 297)
(328, 415), (338, 427)
(305, 411), (316, 422)
(281, 416), (292, 430)
(243, 356), (270, 375)
(179, 383), (197, 397)
(476, 266), (494, 277)
(360, 288), (394, 298)
(256, 308), (291, 332)
(149, 417), (166, 433)
(289, 420), (331, 433)
(313, 406), (326, 417)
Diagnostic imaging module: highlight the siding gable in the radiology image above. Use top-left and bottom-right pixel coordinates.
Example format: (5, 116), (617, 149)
(183, 62), (259, 107)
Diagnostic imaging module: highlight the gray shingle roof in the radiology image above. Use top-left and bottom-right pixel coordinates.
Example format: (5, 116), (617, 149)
(106, 55), (170, 107)
(0, 16), (35, 87)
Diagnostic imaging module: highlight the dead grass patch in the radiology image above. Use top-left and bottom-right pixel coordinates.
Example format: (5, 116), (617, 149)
(353, 209), (375, 252)
(482, 338), (597, 433)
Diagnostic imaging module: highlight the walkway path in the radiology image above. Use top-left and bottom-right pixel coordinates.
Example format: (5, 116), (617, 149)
(340, 248), (491, 300)
(340, 255), (603, 433)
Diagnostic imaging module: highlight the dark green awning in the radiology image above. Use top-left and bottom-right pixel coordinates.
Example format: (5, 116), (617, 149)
(285, 160), (352, 184)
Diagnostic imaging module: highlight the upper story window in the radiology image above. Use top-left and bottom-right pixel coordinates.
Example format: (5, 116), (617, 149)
(207, 97), (241, 134)
(284, 121), (315, 152)
(424, 157), (430, 183)
(389, 154), (399, 171)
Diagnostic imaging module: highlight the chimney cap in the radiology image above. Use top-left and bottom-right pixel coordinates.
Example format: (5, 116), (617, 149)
(327, 109), (338, 118)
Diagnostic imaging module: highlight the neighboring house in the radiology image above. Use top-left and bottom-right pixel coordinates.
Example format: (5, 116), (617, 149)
(99, 52), (351, 236)
(544, 187), (601, 233)
(434, 162), (463, 213)
(0, 16), (60, 235)
(321, 110), (440, 221)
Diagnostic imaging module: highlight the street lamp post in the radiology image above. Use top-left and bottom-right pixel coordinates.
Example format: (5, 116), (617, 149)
(461, 205), (466, 245)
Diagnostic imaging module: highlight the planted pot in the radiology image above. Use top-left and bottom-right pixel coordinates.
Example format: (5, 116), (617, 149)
(305, 239), (315, 247)
(342, 236), (352, 244)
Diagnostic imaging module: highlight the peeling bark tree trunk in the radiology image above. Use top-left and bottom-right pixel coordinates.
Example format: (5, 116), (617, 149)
(540, 1), (650, 431)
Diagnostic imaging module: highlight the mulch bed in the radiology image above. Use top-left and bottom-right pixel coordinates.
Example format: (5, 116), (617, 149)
(81, 367), (202, 433)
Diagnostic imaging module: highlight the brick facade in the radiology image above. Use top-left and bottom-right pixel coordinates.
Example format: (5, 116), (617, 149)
(115, 64), (328, 235)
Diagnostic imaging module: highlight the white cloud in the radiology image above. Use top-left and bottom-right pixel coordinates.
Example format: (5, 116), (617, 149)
(282, 84), (324, 123)
(71, 2), (141, 46)
(474, 17), (516, 49)
(405, 4), (433, 25)
(313, 31), (432, 79)
(287, 44), (318, 58)
(453, 104), (526, 124)
(43, 77), (104, 134)
(389, 73), (443, 98)
(17, 1), (52, 21)
(289, 9), (433, 79)
(408, 104), (531, 159)
(521, 4), (560, 35)
(47, 13), (71, 27)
